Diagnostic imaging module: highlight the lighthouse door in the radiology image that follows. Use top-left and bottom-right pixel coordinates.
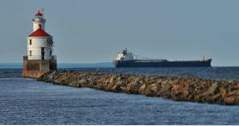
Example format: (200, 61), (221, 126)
(41, 47), (45, 60)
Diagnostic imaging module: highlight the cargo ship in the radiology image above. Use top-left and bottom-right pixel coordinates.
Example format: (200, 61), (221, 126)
(113, 49), (212, 68)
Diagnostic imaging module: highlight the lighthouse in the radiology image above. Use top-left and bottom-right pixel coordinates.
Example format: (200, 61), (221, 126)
(23, 10), (57, 78)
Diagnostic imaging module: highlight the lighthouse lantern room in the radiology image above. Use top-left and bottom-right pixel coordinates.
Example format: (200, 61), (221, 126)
(23, 9), (57, 78)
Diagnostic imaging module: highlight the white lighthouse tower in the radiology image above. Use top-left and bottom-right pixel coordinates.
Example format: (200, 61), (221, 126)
(23, 9), (57, 78)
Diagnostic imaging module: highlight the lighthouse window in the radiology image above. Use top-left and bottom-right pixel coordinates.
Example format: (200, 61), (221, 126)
(29, 50), (32, 56)
(29, 39), (32, 45)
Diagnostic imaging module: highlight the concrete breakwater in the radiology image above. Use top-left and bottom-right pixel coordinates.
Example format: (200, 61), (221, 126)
(38, 71), (239, 105)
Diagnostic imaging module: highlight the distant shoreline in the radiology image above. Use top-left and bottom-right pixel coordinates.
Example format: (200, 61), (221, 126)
(0, 62), (114, 69)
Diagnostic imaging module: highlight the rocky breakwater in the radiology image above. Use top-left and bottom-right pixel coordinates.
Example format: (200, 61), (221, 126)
(38, 71), (239, 105)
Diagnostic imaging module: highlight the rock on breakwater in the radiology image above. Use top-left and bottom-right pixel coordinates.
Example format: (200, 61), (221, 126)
(38, 71), (239, 105)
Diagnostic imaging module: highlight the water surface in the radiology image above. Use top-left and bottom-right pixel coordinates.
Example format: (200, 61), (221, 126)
(0, 78), (239, 125)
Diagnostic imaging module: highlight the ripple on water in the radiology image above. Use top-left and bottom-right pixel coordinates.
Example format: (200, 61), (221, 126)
(0, 78), (239, 124)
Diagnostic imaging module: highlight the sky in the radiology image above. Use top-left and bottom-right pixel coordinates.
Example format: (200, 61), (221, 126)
(0, 0), (239, 66)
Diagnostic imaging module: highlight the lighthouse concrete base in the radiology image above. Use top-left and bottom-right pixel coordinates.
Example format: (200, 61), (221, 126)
(22, 56), (57, 78)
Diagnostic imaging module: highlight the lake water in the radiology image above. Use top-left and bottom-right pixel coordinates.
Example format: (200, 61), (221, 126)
(1, 67), (239, 124)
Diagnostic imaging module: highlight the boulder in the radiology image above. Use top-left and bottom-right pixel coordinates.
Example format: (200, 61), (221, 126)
(158, 80), (172, 97)
(224, 96), (236, 105)
(78, 79), (88, 86)
(171, 84), (189, 100)
(144, 83), (159, 96)
(200, 82), (218, 97)
(138, 84), (146, 94)
(126, 78), (144, 93)
(232, 82), (239, 90)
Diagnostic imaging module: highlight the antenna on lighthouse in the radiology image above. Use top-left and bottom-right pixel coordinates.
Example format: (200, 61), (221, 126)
(35, 8), (44, 17)
(40, 8), (44, 14)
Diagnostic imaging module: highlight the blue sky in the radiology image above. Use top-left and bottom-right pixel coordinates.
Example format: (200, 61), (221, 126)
(0, 0), (239, 66)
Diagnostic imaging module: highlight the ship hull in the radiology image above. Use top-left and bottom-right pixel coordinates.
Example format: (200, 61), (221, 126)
(114, 59), (212, 68)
